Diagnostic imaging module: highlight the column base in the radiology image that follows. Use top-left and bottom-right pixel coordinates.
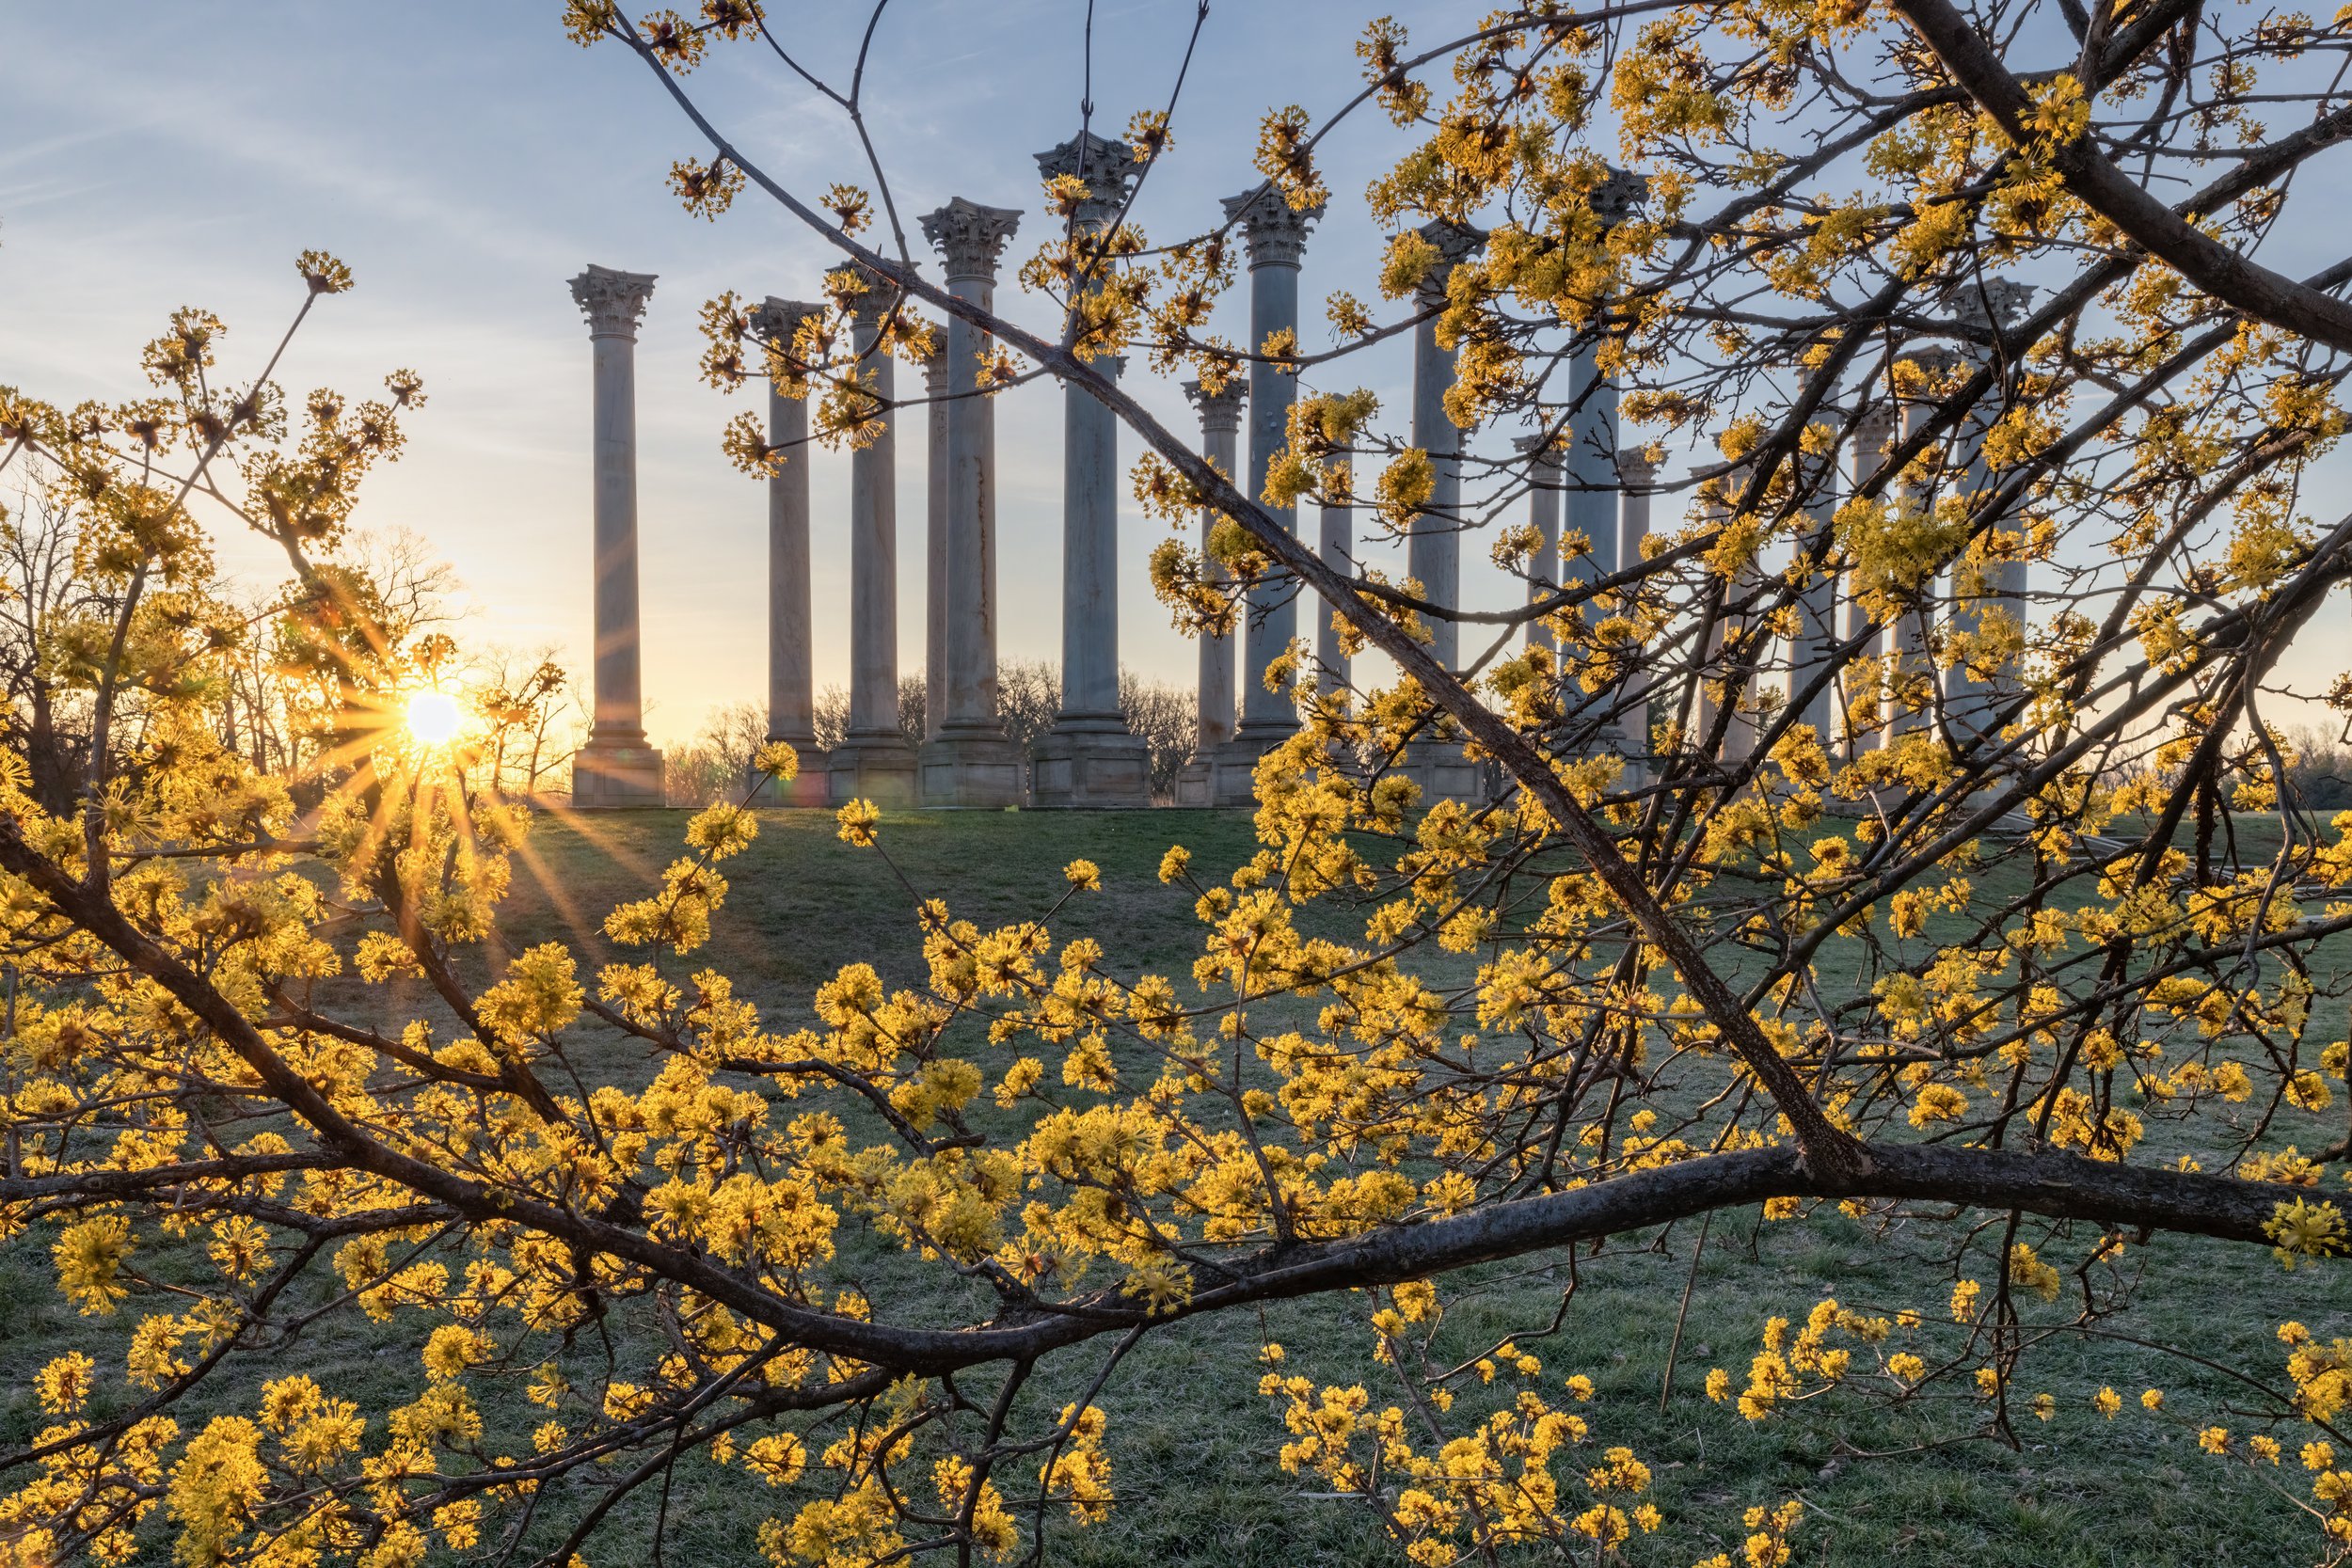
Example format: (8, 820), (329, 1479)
(1170, 738), (1272, 809)
(1382, 740), (1487, 811)
(1172, 755), (1215, 807)
(918, 731), (1025, 809)
(1030, 724), (1152, 809)
(571, 736), (667, 809)
(828, 735), (919, 807)
(748, 741), (831, 807)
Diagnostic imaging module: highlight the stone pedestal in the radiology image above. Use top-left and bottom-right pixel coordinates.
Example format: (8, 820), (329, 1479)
(829, 737), (919, 806)
(1173, 739), (1270, 809)
(747, 765), (828, 807)
(1031, 726), (1152, 808)
(1387, 740), (1485, 811)
(918, 733), (1024, 809)
(573, 736), (665, 808)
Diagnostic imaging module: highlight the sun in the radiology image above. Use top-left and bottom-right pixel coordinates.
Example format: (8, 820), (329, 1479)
(402, 688), (466, 748)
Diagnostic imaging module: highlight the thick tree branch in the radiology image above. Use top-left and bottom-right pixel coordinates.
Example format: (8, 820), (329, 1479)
(1889, 0), (2352, 351)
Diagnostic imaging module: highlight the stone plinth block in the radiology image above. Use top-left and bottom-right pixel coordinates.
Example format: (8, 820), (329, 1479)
(747, 760), (831, 808)
(572, 738), (666, 809)
(1030, 728), (1152, 809)
(1170, 739), (1270, 810)
(1172, 756), (1215, 807)
(919, 734), (1025, 809)
(828, 738), (919, 808)
(1387, 741), (1487, 811)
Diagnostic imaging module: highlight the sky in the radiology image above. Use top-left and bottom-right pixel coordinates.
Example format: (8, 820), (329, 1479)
(0, 0), (1485, 748)
(3, 3), (2344, 749)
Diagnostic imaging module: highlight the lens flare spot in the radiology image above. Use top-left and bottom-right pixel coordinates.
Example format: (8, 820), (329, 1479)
(404, 689), (464, 748)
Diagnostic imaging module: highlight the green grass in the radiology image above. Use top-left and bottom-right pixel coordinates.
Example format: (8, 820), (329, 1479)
(3, 805), (2346, 1566)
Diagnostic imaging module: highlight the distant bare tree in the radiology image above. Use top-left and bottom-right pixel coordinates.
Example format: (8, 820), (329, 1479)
(811, 685), (849, 753)
(2286, 722), (2352, 813)
(664, 699), (768, 807)
(1119, 669), (1196, 801)
(896, 673), (925, 747)
(994, 658), (1058, 799)
(0, 470), (101, 812)
(469, 643), (583, 799)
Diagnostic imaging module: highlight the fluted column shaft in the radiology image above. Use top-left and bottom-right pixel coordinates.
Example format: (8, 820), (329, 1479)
(750, 298), (823, 755)
(935, 250), (1011, 738)
(1789, 443), (1841, 743)
(765, 377), (813, 746)
(1614, 454), (1656, 758)
(1057, 356), (1124, 723)
(1518, 437), (1561, 651)
(1188, 383), (1244, 752)
(924, 349), (950, 741)
(1839, 404), (1897, 758)
(846, 307), (899, 740)
(1238, 251), (1304, 738)
(1408, 285), (1463, 673)
(584, 296), (648, 737)
(1317, 479), (1351, 694)
(1891, 350), (1956, 738)
(1947, 282), (2034, 743)
(1564, 343), (1619, 588)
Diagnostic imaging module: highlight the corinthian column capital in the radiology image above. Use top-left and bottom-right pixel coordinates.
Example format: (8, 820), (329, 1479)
(1515, 431), (1564, 470)
(1900, 344), (1963, 396)
(1183, 377), (1247, 436)
(569, 264), (657, 341)
(1411, 217), (1485, 302)
(1589, 165), (1652, 223)
(1955, 277), (2036, 331)
(1036, 131), (1142, 231)
(1851, 401), (1899, 452)
(1221, 186), (1326, 269)
(748, 296), (826, 351)
(921, 198), (1023, 285)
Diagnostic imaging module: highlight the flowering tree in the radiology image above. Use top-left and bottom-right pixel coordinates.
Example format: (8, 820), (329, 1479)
(5, 1), (2352, 1565)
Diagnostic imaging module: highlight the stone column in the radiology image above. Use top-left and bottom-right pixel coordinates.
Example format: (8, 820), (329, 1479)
(1174, 379), (1245, 806)
(922, 341), (950, 741)
(1033, 132), (1151, 807)
(1690, 466), (1763, 767)
(1213, 185), (1324, 806)
(747, 296), (829, 805)
(566, 265), (665, 807)
(916, 198), (1025, 807)
(1837, 401), (1898, 760)
(1788, 436), (1843, 747)
(1399, 219), (1485, 806)
(1515, 435), (1562, 651)
(827, 273), (918, 806)
(1890, 346), (1959, 739)
(1317, 471), (1352, 699)
(1561, 169), (1646, 604)
(1614, 449), (1658, 764)
(1947, 278), (2036, 745)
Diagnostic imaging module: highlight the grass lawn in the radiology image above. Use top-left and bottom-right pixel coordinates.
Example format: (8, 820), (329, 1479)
(4, 804), (2346, 1567)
